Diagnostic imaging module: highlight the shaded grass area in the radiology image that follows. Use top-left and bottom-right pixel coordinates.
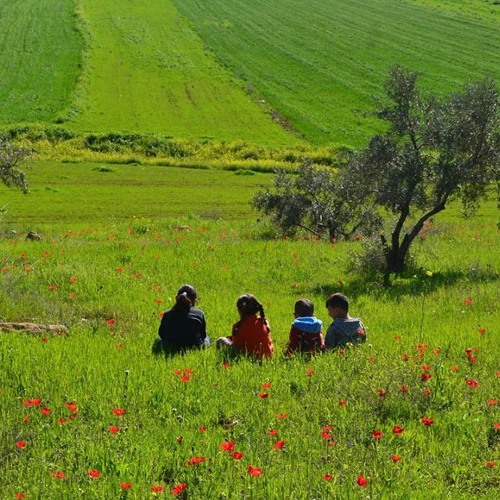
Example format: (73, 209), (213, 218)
(0, 0), (84, 124)
(173, 0), (500, 146)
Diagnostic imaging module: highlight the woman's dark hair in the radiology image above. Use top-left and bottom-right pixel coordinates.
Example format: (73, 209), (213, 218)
(236, 294), (266, 319)
(172, 284), (198, 315)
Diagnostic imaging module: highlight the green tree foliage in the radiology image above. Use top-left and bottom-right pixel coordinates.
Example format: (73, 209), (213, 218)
(0, 138), (30, 194)
(254, 67), (500, 283)
(253, 158), (381, 241)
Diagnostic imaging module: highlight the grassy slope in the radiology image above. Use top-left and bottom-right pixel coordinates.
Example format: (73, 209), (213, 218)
(0, 162), (269, 226)
(173, 0), (500, 146)
(0, 0), (84, 123)
(0, 164), (498, 497)
(69, 0), (297, 145)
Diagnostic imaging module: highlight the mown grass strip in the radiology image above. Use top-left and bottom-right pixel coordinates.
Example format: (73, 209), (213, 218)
(0, 0), (84, 123)
(68, 0), (297, 145)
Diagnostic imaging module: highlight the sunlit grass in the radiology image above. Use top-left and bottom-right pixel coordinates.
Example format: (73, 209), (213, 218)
(0, 165), (498, 497)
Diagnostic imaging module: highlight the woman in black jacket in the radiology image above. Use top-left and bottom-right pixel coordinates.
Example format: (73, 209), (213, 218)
(154, 284), (210, 354)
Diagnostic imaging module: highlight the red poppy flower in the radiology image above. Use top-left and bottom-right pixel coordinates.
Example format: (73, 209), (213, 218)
(273, 440), (286, 450)
(51, 471), (65, 479)
(222, 363), (231, 369)
(450, 365), (459, 372)
(399, 385), (408, 393)
(69, 276), (78, 283)
(466, 379), (478, 388)
(357, 475), (368, 487)
(58, 418), (66, 424)
(367, 356), (376, 363)
(421, 416), (434, 426)
(186, 456), (206, 466)
(420, 373), (432, 382)
(376, 389), (387, 399)
(268, 429), (278, 436)
(106, 319), (116, 326)
(259, 391), (269, 399)
(22, 417), (30, 423)
(322, 431), (333, 441)
(16, 441), (27, 449)
(432, 349), (440, 355)
(180, 375), (191, 383)
(305, 369), (315, 376)
(339, 398), (347, 406)
(109, 426), (120, 434)
(276, 413), (288, 419)
(232, 451), (244, 460)
(393, 336), (401, 341)
(23, 398), (42, 407)
(485, 461), (496, 468)
(198, 426), (207, 432)
(151, 485), (165, 493)
(112, 408), (126, 416)
(464, 298), (473, 305)
(220, 441), (236, 453)
(401, 354), (410, 361)
(120, 482), (132, 490)
(261, 382), (272, 389)
(422, 389), (432, 397)
(48, 284), (57, 291)
(65, 402), (78, 413)
(391, 454), (402, 462)
(247, 466), (263, 477)
(88, 469), (101, 478)
(323, 474), (333, 481)
(372, 430), (383, 440)
(171, 483), (188, 495)
(493, 423), (500, 430)
(15, 494), (26, 499)
(421, 364), (431, 371)
(41, 407), (51, 415)
(479, 329), (486, 334)
(392, 426), (404, 435)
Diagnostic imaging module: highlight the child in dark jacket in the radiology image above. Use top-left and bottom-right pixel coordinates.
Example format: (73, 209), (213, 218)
(285, 298), (324, 356)
(324, 293), (366, 349)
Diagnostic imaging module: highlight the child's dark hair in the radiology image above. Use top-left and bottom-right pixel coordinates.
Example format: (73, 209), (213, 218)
(295, 298), (314, 317)
(236, 294), (266, 319)
(325, 293), (349, 312)
(172, 284), (198, 315)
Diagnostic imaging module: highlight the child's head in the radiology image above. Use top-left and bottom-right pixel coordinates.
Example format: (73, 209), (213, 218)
(173, 284), (198, 315)
(325, 293), (349, 319)
(294, 298), (314, 318)
(236, 294), (265, 319)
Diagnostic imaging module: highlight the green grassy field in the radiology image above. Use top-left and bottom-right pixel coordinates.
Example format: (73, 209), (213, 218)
(1, 0), (498, 148)
(0, 163), (499, 497)
(0, 0), (84, 124)
(173, 0), (500, 145)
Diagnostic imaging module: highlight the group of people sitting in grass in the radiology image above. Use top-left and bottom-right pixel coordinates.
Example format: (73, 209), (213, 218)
(154, 284), (366, 359)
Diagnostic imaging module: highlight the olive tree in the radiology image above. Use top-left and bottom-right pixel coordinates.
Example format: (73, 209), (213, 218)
(344, 66), (499, 282)
(254, 67), (499, 283)
(0, 138), (30, 193)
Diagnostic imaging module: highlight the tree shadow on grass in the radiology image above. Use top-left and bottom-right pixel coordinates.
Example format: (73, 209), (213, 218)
(311, 266), (499, 301)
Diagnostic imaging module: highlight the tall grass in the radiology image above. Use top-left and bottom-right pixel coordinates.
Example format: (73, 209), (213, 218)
(0, 164), (498, 497)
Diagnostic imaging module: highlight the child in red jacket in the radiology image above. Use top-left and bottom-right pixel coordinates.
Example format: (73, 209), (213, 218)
(217, 294), (274, 359)
(284, 298), (324, 356)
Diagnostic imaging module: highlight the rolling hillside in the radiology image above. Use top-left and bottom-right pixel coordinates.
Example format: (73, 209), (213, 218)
(0, 0), (498, 147)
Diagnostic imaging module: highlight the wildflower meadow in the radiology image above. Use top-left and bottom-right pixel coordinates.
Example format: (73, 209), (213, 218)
(0, 163), (498, 498)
